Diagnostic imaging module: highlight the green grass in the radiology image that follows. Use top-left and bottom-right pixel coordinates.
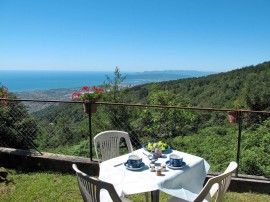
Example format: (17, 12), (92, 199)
(0, 170), (81, 202)
(1, 169), (270, 202)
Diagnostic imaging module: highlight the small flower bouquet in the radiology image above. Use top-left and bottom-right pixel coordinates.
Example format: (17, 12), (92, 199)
(72, 86), (104, 101)
(71, 86), (104, 113)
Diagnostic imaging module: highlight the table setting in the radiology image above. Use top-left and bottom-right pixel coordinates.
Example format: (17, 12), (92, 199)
(141, 141), (187, 172)
(105, 141), (194, 176)
(98, 142), (210, 202)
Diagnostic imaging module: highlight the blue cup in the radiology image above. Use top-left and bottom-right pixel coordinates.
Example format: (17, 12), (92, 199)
(127, 155), (142, 168)
(169, 154), (183, 167)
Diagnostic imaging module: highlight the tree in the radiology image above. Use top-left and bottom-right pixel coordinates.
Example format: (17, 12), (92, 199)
(103, 66), (127, 103)
(102, 67), (141, 147)
(134, 90), (197, 141)
(102, 67), (129, 129)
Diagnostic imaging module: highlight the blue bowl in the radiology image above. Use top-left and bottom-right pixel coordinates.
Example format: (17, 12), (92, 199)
(142, 143), (170, 153)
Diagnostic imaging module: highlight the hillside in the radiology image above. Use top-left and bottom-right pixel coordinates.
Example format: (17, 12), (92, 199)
(3, 62), (269, 178)
(125, 61), (270, 111)
(125, 70), (216, 84)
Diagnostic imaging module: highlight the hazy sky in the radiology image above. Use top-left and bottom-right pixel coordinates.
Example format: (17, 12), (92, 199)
(0, 0), (269, 72)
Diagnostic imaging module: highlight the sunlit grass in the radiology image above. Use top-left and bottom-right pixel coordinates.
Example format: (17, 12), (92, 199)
(0, 169), (269, 202)
(0, 170), (81, 202)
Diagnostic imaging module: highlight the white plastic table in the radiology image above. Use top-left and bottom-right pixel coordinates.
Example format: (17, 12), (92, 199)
(99, 148), (210, 202)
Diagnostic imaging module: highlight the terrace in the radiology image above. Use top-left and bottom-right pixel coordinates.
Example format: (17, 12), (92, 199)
(1, 98), (270, 201)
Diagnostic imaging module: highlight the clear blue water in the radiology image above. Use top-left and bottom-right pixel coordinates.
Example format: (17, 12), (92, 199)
(0, 70), (214, 92)
(0, 71), (117, 92)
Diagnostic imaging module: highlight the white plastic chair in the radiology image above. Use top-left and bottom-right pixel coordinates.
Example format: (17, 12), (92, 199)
(167, 162), (238, 202)
(94, 131), (150, 202)
(72, 164), (132, 202)
(94, 130), (133, 162)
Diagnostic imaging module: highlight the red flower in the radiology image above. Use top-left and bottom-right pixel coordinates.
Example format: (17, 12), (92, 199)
(71, 92), (82, 101)
(71, 85), (104, 101)
(97, 87), (104, 93)
(82, 86), (90, 91)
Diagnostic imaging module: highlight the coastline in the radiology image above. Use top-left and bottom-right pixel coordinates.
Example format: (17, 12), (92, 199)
(1, 70), (215, 93)
(13, 82), (143, 101)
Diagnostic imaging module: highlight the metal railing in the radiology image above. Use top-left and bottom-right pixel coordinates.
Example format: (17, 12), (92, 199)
(1, 98), (270, 178)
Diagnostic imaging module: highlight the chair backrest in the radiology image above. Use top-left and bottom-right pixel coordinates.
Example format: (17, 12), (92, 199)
(94, 130), (133, 162)
(72, 164), (123, 202)
(194, 162), (238, 202)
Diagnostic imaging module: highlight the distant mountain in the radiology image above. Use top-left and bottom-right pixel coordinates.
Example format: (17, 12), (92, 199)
(132, 70), (216, 76)
(125, 70), (216, 84)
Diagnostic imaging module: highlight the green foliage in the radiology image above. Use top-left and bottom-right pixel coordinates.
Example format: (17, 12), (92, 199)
(74, 85), (104, 101)
(125, 61), (270, 111)
(0, 88), (38, 149)
(102, 67), (136, 146)
(34, 103), (87, 149)
(45, 140), (91, 158)
(240, 118), (270, 177)
(171, 126), (238, 172)
(132, 90), (197, 140)
(103, 66), (127, 103)
(5, 62), (270, 178)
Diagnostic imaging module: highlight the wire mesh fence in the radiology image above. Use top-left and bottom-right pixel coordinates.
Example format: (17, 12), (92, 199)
(0, 98), (270, 178)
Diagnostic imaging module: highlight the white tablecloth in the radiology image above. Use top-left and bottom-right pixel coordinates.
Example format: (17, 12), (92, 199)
(99, 148), (210, 201)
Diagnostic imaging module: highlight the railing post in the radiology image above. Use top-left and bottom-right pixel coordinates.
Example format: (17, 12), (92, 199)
(88, 101), (93, 161)
(235, 110), (243, 177)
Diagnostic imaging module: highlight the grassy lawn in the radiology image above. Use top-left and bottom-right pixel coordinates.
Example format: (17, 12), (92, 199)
(1, 169), (270, 202)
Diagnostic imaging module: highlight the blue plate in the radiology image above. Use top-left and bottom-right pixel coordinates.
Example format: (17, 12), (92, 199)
(124, 162), (145, 171)
(166, 160), (186, 170)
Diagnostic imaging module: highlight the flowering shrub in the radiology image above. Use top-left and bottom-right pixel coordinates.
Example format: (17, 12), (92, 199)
(71, 86), (104, 101)
(0, 83), (9, 105)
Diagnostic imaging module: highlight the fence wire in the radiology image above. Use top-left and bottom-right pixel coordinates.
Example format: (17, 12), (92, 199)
(0, 99), (270, 178)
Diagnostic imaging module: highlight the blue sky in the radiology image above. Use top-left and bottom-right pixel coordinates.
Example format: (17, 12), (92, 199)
(0, 0), (269, 72)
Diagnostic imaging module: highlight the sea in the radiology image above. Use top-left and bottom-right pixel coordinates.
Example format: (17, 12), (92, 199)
(0, 69), (215, 93)
(0, 69), (216, 101)
(0, 70), (137, 92)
